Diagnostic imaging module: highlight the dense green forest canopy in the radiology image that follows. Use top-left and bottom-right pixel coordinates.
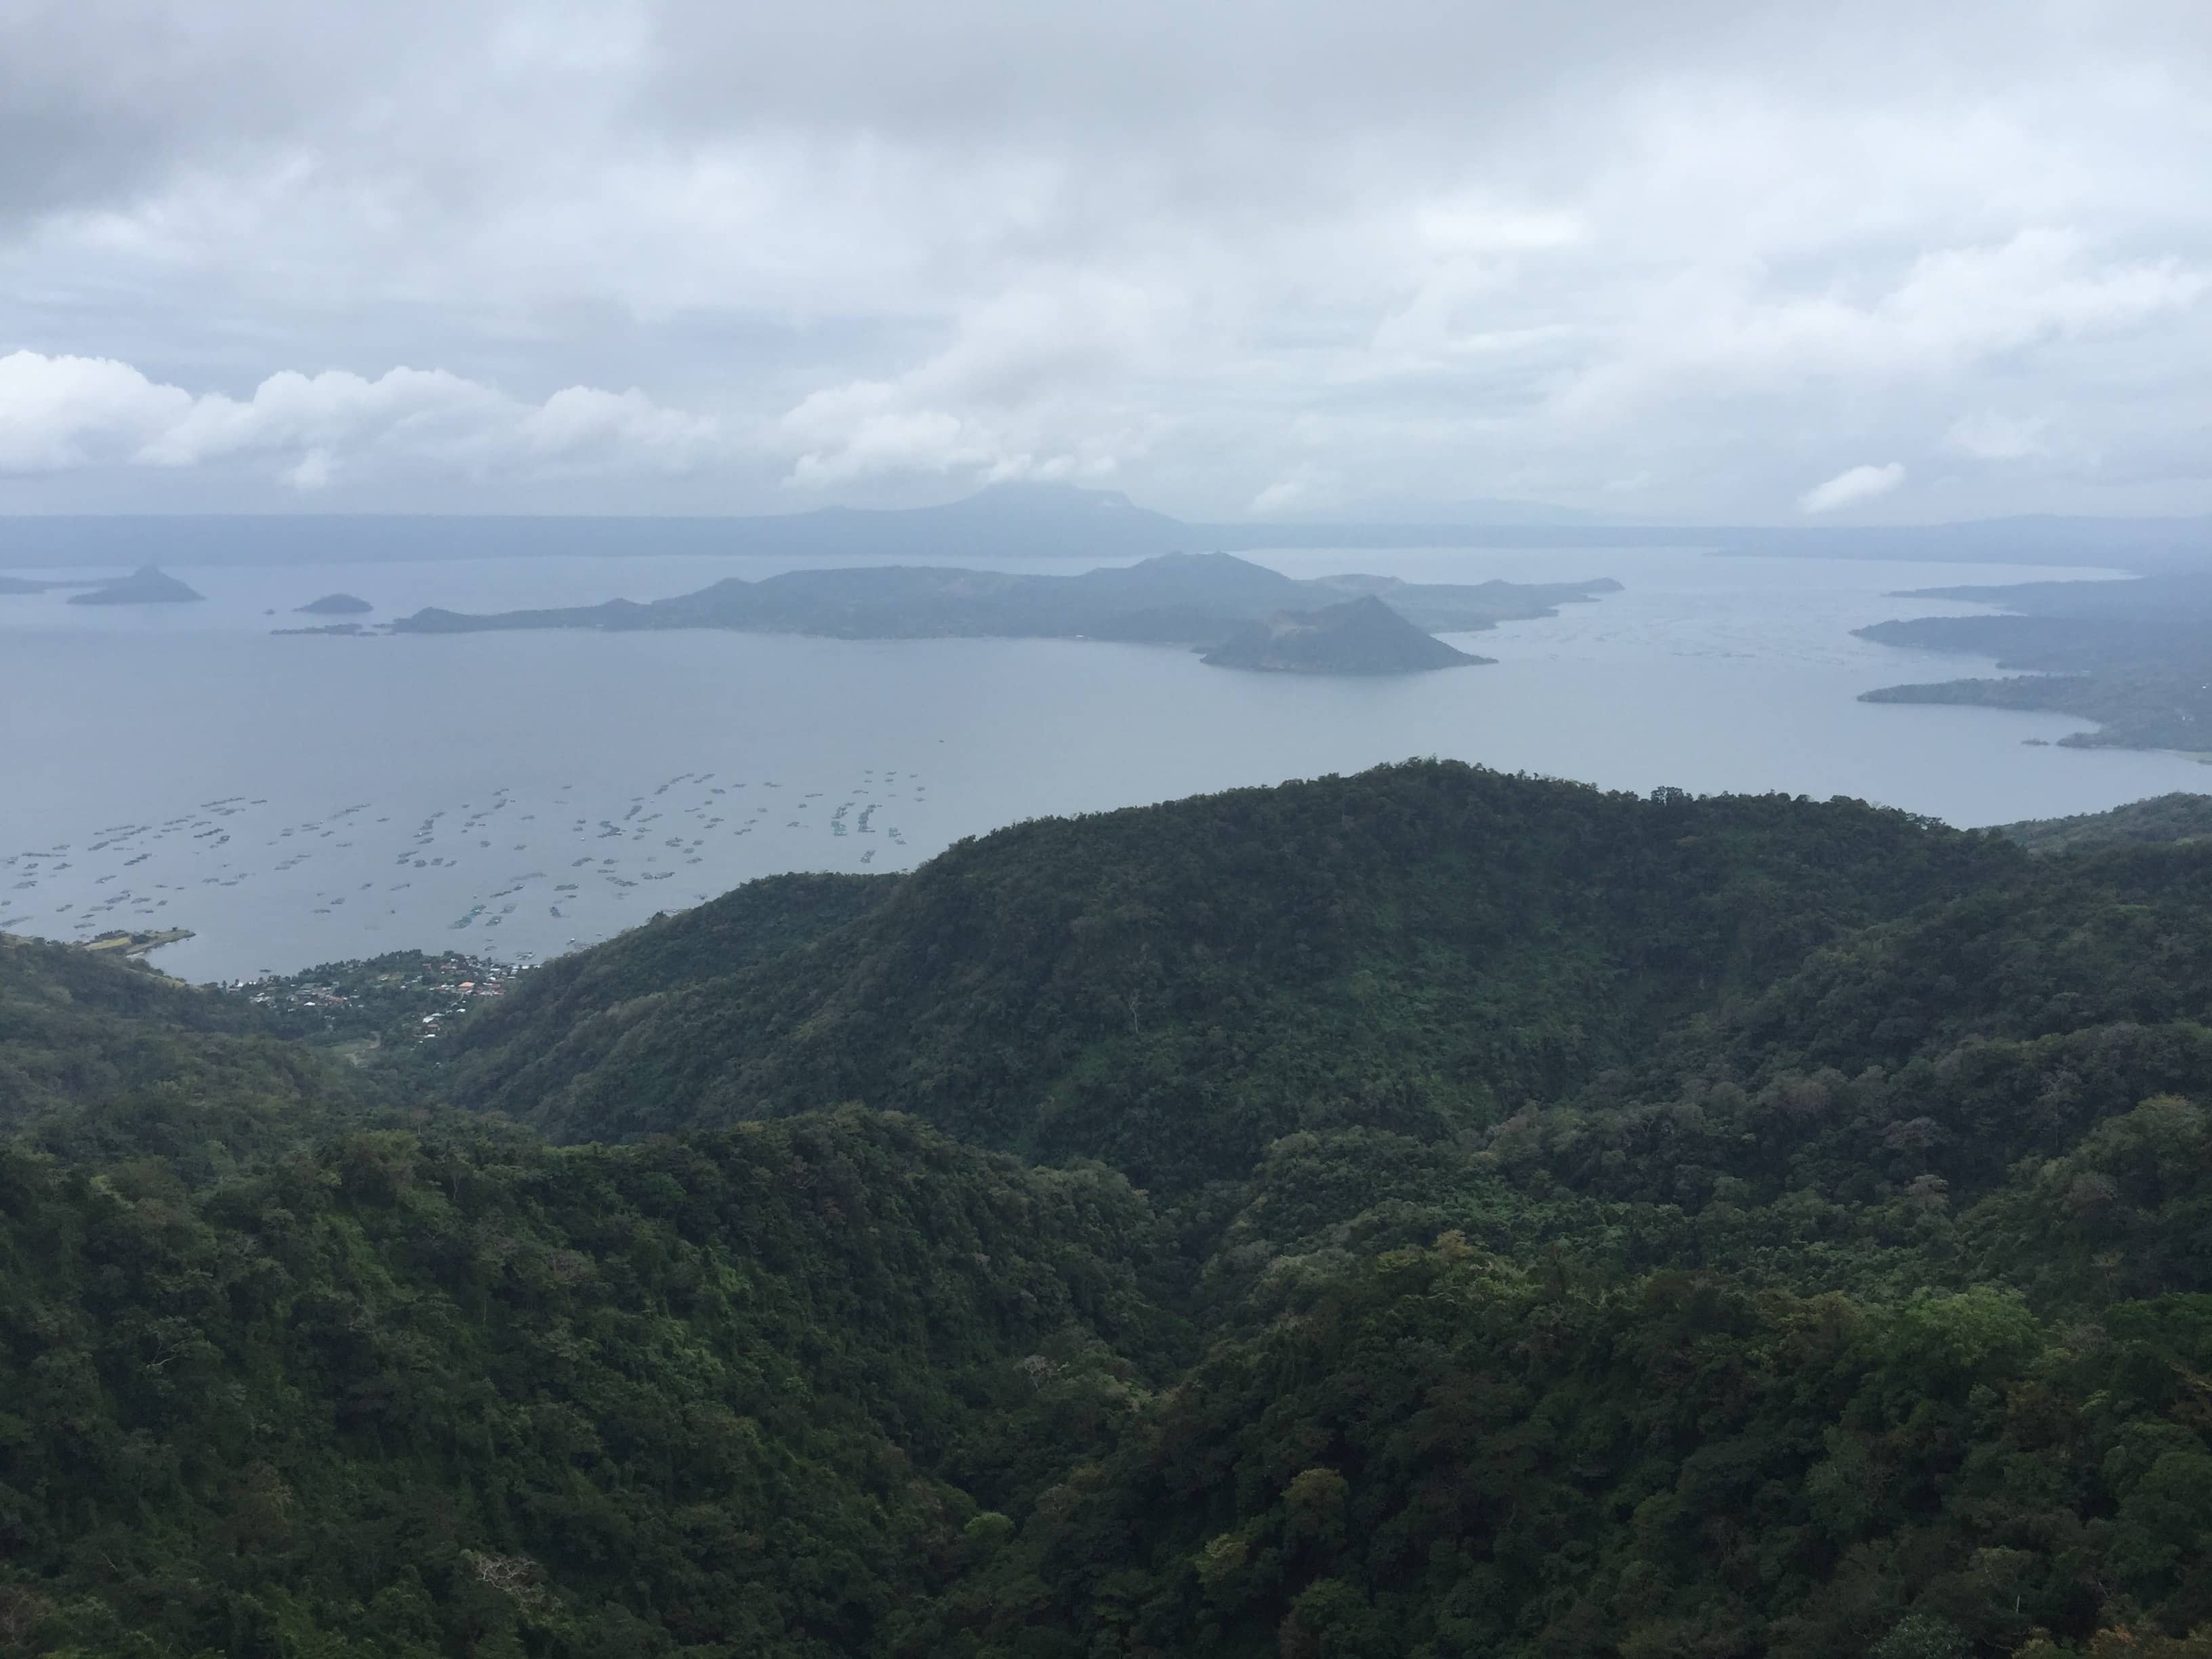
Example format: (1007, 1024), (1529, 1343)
(12, 764), (2212, 1656)
(445, 763), (2020, 1185)
(1994, 793), (2212, 853)
(0, 933), (371, 1181)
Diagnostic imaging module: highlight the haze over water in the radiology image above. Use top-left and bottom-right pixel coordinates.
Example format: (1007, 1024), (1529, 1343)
(3, 544), (2202, 982)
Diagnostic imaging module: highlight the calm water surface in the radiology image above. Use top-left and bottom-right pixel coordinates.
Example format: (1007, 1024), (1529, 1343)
(3, 545), (2200, 981)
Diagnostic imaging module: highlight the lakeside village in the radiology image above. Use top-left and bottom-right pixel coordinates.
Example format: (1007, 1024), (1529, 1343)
(217, 949), (534, 1048)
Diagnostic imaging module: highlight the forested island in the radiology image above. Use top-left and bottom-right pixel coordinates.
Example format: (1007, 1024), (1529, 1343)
(386, 550), (1617, 674)
(1858, 570), (2212, 752)
(11, 762), (2212, 1654)
(64, 565), (205, 605)
(297, 592), (373, 615)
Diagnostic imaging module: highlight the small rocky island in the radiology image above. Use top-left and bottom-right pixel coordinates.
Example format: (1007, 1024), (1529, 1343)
(67, 566), (204, 605)
(298, 592), (373, 615)
(1202, 594), (1488, 674)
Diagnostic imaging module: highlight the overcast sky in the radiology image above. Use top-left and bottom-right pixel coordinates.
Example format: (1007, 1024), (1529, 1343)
(1, 0), (2208, 520)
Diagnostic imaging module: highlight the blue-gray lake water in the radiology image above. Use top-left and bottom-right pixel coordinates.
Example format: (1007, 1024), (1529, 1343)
(3, 544), (2203, 981)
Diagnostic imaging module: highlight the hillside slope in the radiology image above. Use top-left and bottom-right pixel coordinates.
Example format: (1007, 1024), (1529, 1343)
(0, 1107), (1183, 1658)
(446, 763), (2018, 1188)
(0, 933), (369, 1175)
(16, 775), (2212, 1653)
(1996, 792), (2212, 853)
(451, 871), (892, 1073)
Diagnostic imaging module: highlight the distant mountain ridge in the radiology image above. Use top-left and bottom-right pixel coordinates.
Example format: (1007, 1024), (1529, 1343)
(4, 481), (2208, 570)
(1288, 493), (1616, 527)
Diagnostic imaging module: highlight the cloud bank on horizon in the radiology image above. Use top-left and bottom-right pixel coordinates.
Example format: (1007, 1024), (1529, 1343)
(1, 0), (2207, 522)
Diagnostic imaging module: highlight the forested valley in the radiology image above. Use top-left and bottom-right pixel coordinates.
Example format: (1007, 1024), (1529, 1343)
(9, 761), (2212, 1658)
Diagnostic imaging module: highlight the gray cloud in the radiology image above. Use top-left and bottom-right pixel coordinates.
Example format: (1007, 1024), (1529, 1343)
(1, 0), (2208, 517)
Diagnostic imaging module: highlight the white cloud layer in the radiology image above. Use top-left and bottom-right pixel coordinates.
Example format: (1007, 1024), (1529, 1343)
(2, 1), (2210, 517)
(1800, 462), (1906, 515)
(0, 351), (724, 489)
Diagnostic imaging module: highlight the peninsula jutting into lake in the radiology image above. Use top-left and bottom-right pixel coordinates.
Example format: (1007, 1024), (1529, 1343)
(386, 550), (1619, 674)
(1856, 568), (2212, 753)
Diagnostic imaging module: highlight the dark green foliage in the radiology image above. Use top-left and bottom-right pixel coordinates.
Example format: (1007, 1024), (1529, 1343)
(449, 762), (2016, 1190)
(905, 1244), (2212, 1658)
(0, 935), (361, 1181)
(0, 1108), (1183, 1658)
(1, 934), (262, 1048)
(1997, 794), (2212, 854)
(18, 762), (2212, 1654)
(453, 872), (890, 1067)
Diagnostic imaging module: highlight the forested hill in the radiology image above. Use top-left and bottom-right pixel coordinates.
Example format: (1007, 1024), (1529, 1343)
(1996, 792), (2212, 853)
(17, 767), (2212, 1655)
(0, 930), (367, 1177)
(0, 1090), (1187, 1656)
(447, 762), (2020, 1182)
